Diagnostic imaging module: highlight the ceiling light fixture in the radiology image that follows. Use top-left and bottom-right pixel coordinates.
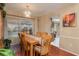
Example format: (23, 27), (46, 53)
(24, 5), (31, 17)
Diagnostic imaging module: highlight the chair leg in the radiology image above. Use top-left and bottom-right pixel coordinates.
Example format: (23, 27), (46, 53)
(33, 50), (35, 56)
(26, 50), (28, 56)
(25, 50), (28, 56)
(21, 48), (25, 56)
(46, 53), (48, 56)
(36, 52), (39, 56)
(35, 51), (38, 56)
(24, 50), (26, 56)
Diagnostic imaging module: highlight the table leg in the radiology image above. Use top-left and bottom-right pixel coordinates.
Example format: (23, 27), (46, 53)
(30, 44), (33, 56)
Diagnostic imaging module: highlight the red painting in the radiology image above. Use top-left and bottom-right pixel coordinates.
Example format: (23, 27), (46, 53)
(63, 13), (76, 27)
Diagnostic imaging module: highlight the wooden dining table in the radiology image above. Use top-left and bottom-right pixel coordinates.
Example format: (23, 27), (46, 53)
(24, 35), (38, 56)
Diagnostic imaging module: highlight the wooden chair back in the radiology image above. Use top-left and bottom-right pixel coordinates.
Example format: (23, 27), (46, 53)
(40, 34), (53, 55)
(34, 34), (53, 55)
(18, 32), (23, 46)
(36, 32), (48, 37)
(21, 32), (28, 50)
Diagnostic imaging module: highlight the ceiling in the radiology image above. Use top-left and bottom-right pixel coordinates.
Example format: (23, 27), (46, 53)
(5, 3), (76, 17)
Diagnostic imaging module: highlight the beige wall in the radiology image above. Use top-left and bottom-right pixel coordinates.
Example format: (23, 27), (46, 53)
(60, 4), (79, 55)
(38, 13), (54, 34)
(32, 17), (39, 35)
(38, 4), (79, 55)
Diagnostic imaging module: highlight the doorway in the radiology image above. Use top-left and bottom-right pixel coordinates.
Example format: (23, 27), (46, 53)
(51, 18), (60, 47)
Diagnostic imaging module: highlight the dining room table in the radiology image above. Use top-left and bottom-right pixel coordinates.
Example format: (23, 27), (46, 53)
(24, 34), (40, 56)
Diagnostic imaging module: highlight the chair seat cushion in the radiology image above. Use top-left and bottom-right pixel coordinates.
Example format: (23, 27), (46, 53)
(34, 46), (49, 55)
(34, 46), (41, 52)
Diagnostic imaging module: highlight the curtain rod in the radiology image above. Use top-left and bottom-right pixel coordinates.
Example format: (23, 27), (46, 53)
(6, 13), (35, 19)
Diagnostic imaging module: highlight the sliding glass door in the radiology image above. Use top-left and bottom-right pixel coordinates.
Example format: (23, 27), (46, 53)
(5, 16), (33, 45)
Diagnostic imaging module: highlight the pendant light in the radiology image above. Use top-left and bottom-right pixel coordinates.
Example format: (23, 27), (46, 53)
(24, 5), (31, 17)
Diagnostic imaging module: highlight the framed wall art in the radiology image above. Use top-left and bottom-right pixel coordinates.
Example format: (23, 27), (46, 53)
(63, 13), (76, 27)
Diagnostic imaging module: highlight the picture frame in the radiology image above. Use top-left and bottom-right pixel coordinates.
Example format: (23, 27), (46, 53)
(63, 13), (76, 27)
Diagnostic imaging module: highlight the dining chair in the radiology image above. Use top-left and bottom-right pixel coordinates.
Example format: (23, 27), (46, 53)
(18, 33), (23, 51)
(36, 32), (49, 47)
(36, 32), (48, 37)
(34, 34), (53, 56)
(18, 32), (30, 56)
